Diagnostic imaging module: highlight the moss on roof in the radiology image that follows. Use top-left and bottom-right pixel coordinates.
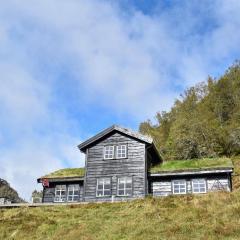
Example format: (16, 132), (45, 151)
(42, 168), (85, 179)
(150, 157), (233, 173)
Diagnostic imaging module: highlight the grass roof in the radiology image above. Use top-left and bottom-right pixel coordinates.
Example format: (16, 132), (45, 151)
(42, 168), (85, 179)
(150, 157), (233, 174)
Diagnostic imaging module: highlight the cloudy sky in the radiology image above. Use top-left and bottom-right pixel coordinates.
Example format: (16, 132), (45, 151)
(1, 0), (240, 200)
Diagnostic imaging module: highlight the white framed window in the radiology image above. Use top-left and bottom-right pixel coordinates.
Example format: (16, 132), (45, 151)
(104, 146), (114, 159)
(67, 184), (80, 202)
(96, 178), (111, 197)
(54, 185), (66, 202)
(172, 180), (187, 194)
(116, 145), (127, 158)
(192, 179), (206, 193)
(117, 177), (132, 196)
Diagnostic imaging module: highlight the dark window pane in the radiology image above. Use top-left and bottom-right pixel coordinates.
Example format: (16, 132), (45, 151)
(97, 191), (103, 196)
(118, 190), (124, 195)
(73, 196), (78, 201)
(105, 185), (111, 190)
(104, 190), (111, 195)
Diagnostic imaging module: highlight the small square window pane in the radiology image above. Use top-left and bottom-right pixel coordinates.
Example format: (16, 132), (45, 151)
(104, 179), (110, 184)
(119, 179), (125, 184)
(104, 190), (111, 195)
(98, 179), (104, 184)
(73, 196), (79, 201)
(126, 178), (132, 183)
(126, 189), (132, 195)
(97, 191), (103, 196)
(118, 190), (124, 195)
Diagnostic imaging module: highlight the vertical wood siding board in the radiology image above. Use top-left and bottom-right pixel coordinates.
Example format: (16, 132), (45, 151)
(83, 148), (88, 202)
(144, 146), (148, 196)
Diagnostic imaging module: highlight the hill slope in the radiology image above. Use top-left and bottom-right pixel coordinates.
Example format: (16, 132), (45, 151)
(0, 179), (24, 203)
(0, 157), (240, 240)
(140, 62), (240, 160)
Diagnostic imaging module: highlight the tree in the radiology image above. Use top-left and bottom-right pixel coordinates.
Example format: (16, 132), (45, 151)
(0, 178), (24, 203)
(139, 61), (240, 160)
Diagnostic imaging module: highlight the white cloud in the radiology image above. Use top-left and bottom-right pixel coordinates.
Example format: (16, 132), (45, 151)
(0, 135), (84, 201)
(0, 0), (240, 200)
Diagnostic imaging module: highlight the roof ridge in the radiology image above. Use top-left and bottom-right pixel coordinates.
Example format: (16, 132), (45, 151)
(78, 124), (153, 152)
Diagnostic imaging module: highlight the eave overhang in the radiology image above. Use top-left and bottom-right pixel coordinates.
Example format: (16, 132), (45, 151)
(150, 167), (233, 177)
(37, 177), (84, 183)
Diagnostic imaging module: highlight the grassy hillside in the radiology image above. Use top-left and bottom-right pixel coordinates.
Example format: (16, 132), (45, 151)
(140, 62), (240, 160)
(1, 157), (240, 240)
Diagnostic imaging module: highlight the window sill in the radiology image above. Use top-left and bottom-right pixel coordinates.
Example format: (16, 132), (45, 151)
(172, 192), (187, 195)
(192, 192), (207, 194)
(116, 195), (132, 197)
(103, 157), (128, 160)
(96, 195), (112, 198)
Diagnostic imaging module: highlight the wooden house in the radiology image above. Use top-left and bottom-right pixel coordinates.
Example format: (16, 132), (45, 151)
(38, 125), (233, 203)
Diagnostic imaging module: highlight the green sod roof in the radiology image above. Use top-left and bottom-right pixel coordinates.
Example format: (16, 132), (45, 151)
(150, 157), (233, 174)
(42, 168), (85, 179)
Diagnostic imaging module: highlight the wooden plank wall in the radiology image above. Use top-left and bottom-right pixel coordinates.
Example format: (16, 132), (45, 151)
(84, 132), (146, 202)
(207, 178), (230, 191)
(151, 174), (231, 196)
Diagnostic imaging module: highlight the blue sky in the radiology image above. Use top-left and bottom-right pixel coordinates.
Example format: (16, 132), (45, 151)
(0, 0), (240, 200)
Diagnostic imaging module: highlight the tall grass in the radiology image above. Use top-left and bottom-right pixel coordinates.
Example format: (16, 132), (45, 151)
(1, 157), (240, 240)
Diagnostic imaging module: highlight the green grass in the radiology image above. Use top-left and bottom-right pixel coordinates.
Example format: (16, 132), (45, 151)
(42, 168), (85, 178)
(42, 158), (233, 178)
(1, 192), (240, 240)
(151, 157), (233, 173)
(1, 157), (240, 240)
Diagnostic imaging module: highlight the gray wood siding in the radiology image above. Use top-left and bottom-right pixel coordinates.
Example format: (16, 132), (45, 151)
(152, 181), (172, 196)
(151, 174), (231, 196)
(84, 132), (146, 202)
(43, 186), (55, 202)
(207, 178), (230, 191)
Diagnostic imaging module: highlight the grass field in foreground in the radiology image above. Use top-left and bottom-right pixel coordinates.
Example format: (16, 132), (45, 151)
(0, 156), (240, 240)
